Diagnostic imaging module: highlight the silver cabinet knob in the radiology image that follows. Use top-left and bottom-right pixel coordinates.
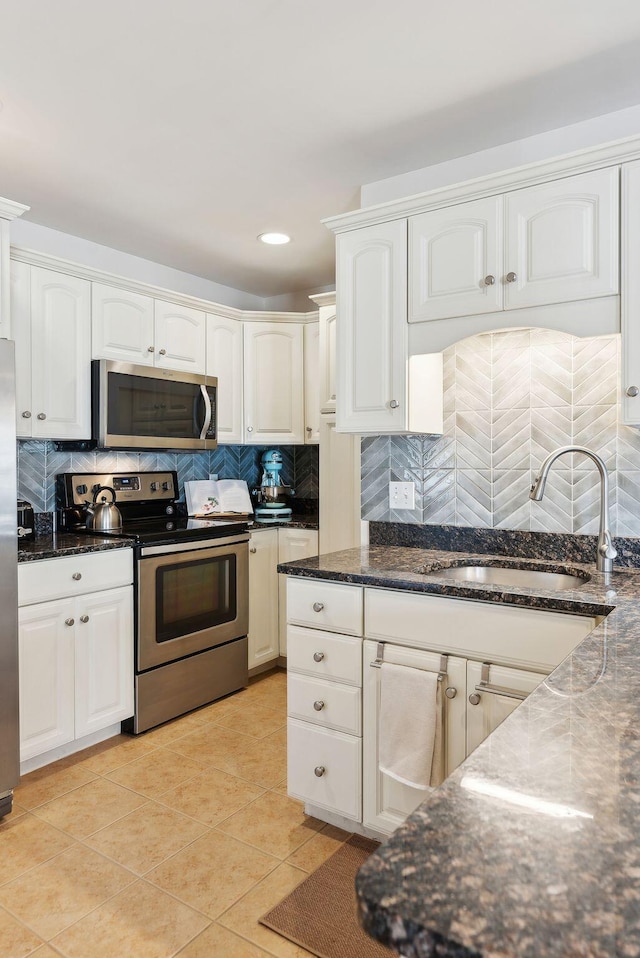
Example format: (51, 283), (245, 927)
(65, 618), (75, 627)
(159, 348), (167, 355)
(80, 614), (89, 623)
(72, 572), (82, 581)
(313, 700), (325, 711)
(313, 651), (325, 662)
(249, 546), (257, 554)
(484, 274), (496, 286)
(148, 345), (155, 352)
(627, 386), (639, 398)
(247, 426), (253, 433)
(37, 413), (46, 420)
(445, 687), (457, 699)
(306, 426), (312, 433)
(312, 602), (324, 612)
(21, 410), (31, 419)
(506, 271), (517, 283)
(468, 692), (481, 706)
(330, 394), (336, 400)
(314, 766), (326, 777)
(389, 399), (399, 409)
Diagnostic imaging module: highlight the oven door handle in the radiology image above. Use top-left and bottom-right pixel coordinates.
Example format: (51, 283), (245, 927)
(139, 533), (249, 557)
(199, 384), (212, 440)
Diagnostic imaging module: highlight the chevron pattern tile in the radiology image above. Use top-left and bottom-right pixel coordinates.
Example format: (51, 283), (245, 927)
(492, 471), (531, 530)
(422, 470), (455, 524)
(442, 345), (456, 416)
(454, 337), (491, 411)
(574, 336), (619, 407)
(529, 469), (572, 533)
(456, 470), (491, 527)
(423, 435), (455, 470)
(361, 467), (392, 521)
(17, 441), (47, 513)
(456, 409), (491, 470)
(531, 407), (572, 470)
(573, 405), (617, 472)
(492, 408), (530, 471)
(294, 446), (319, 498)
(573, 471), (617, 535)
(616, 423), (640, 472)
(612, 473), (640, 536)
(530, 341), (572, 407)
(493, 347), (530, 410)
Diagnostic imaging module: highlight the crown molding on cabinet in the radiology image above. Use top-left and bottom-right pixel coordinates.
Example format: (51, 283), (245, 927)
(0, 197), (29, 221)
(10, 245), (318, 324)
(322, 133), (640, 233)
(309, 291), (336, 308)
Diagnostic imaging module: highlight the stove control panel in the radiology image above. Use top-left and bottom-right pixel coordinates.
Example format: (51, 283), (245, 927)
(58, 471), (178, 508)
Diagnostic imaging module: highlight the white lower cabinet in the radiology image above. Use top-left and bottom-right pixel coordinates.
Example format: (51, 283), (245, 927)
(288, 719), (361, 821)
(248, 528), (280, 671)
(465, 660), (543, 756)
(277, 528), (318, 656)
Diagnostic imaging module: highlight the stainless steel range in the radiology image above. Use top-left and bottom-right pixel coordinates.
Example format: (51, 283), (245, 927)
(57, 471), (249, 733)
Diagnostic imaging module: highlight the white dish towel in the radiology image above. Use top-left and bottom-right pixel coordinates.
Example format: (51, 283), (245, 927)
(378, 662), (444, 790)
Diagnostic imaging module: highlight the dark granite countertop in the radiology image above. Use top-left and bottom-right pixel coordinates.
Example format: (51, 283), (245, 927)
(278, 544), (640, 957)
(18, 534), (133, 562)
(249, 513), (319, 531)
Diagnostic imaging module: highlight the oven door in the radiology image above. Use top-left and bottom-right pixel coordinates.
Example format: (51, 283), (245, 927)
(137, 534), (248, 671)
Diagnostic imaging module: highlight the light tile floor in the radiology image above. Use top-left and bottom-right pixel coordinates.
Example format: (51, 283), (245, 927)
(0, 670), (353, 958)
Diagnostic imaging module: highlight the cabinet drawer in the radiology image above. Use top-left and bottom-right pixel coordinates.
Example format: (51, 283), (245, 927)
(288, 673), (361, 735)
(287, 578), (363, 635)
(287, 718), (361, 821)
(19, 549), (133, 606)
(287, 625), (362, 686)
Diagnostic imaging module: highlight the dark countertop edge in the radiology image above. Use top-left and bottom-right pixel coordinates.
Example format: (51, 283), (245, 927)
(18, 537), (133, 562)
(250, 516), (319, 531)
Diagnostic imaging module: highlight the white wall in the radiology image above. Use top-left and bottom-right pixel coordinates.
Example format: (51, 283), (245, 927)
(361, 104), (640, 207)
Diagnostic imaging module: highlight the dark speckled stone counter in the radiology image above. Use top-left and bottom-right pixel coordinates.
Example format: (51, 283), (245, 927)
(18, 533), (133, 562)
(278, 543), (640, 957)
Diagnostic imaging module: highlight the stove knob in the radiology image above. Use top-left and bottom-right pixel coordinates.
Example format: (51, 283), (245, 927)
(165, 505), (175, 515)
(166, 522), (175, 531)
(76, 484), (88, 495)
(162, 481), (172, 492)
(150, 482), (158, 492)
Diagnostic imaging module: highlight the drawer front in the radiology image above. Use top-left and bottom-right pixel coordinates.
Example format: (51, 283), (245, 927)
(287, 625), (362, 686)
(287, 718), (361, 821)
(19, 549), (133, 606)
(288, 673), (361, 735)
(287, 577), (363, 635)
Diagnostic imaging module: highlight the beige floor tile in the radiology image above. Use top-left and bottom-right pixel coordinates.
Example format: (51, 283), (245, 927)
(195, 690), (249, 723)
(264, 726), (287, 748)
(243, 673), (287, 712)
(178, 922), (276, 957)
(51, 880), (209, 958)
(166, 725), (253, 767)
(0, 816), (74, 885)
(30, 947), (64, 957)
(86, 801), (207, 875)
(105, 748), (205, 799)
(0, 844), (134, 939)
(219, 862), (313, 957)
(14, 766), (97, 811)
(0, 905), (45, 958)
(213, 703), (285, 740)
(272, 778), (289, 795)
(285, 824), (351, 872)
(147, 830), (278, 919)
(137, 712), (210, 746)
(73, 734), (158, 774)
(219, 791), (323, 859)
(157, 767), (264, 827)
(33, 778), (146, 839)
(213, 737), (287, 789)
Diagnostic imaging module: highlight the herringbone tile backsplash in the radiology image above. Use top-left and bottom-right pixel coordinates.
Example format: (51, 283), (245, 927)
(362, 328), (640, 536)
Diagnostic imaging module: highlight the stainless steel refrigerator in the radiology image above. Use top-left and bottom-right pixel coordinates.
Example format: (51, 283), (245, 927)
(0, 339), (19, 816)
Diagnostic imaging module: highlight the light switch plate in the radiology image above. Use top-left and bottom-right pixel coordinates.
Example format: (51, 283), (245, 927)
(389, 481), (415, 510)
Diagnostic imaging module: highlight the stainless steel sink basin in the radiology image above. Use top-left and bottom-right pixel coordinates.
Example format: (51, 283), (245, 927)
(423, 563), (590, 591)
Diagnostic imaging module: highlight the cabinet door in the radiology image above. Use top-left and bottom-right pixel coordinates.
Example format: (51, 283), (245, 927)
(318, 303), (337, 414)
(319, 415), (360, 556)
(30, 267), (91, 439)
(74, 586), (134, 738)
(278, 529), (319, 656)
(622, 161), (640, 425)
(243, 322), (305, 444)
(336, 220), (407, 433)
(362, 640), (467, 836)
(18, 599), (75, 762)
(505, 167), (619, 310)
(154, 300), (206, 374)
(466, 660), (543, 757)
(409, 196), (502, 322)
(248, 529), (279, 670)
(10, 260), (32, 436)
(92, 284), (155, 365)
(206, 313), (243, 443)
(303, 322), (320, 444)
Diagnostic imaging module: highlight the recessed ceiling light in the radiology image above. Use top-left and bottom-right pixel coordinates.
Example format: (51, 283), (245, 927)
(258, 232), (291, 245)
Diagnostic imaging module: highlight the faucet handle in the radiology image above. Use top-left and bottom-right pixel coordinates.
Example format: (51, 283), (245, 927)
(598, 534), (617, 560)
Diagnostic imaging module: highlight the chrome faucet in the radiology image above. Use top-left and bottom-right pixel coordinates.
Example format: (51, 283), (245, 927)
(529, 446), (617, 574)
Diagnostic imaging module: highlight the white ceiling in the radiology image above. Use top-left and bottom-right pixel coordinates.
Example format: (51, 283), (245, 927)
(2, 0), (640, 298)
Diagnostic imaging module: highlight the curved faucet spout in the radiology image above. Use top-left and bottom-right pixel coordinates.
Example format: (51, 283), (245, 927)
(529, 445), (616, 574)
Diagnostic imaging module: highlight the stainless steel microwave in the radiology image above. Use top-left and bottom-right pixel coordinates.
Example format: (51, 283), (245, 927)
(92, 360), (217, 450)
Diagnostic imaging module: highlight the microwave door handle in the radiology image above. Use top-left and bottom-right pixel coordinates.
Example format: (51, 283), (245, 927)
(199, 384), (212, 440)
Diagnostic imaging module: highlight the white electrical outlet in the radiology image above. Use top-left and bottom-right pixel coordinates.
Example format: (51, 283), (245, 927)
(389, 481), (415, 510)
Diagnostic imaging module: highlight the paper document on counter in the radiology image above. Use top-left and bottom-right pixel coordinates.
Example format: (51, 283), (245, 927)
(184, 479), (253, 517)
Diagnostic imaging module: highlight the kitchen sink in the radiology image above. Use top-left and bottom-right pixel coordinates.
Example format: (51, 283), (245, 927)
(422, 561), (590, 591)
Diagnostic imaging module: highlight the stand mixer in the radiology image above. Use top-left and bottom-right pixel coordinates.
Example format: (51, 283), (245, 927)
(254, 450), (294, 521)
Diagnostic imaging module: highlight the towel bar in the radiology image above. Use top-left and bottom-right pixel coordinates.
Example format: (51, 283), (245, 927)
(370, 642), (448, 681)
(474, 662), (527, 702)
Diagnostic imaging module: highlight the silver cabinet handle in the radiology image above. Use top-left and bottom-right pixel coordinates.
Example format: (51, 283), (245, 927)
(313, 651), (325, 662)
(148, 345), (155, 352)
(65, 618), (75, 627)
(159, 348), (167, 355)
(506, 271), (517, 283)
(312, 602), (324, 612)
(80, 614), (89, 623)
(484, 274), (496, 286)
(627, 386), (639, 398)
(313, 700), (325, 711)
(475, 681), (527, 702)
(389, 399), (399, 409)
(249, 546), (257, 553)
(468, 692), (481, 706)
(72, 572), (82, 581)
(445, 687), (457, 699)
(247, 426), (253, 433)
(21, 411), (31, 419)
(314, 766), (326, 777)
(37, 413), (46, 420)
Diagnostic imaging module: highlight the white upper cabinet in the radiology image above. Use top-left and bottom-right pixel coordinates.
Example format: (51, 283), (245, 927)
(13, 263), (91, 439)
(243, 322), (305, 444)
(206, 313), (244, 444)
(92, 284), (155, 365)
(622, 160), (640, 426)
(318, 302), (337, 413)
(504, 168), (619, 310)
(410, 196), (503, 322)
(153, 300), (206, 374)
(304, 322), (320, 444)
